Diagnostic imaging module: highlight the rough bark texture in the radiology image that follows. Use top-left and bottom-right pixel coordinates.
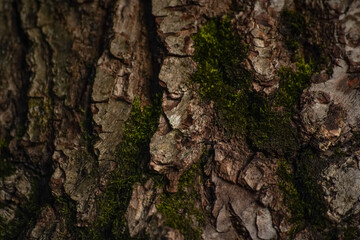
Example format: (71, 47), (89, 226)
(1, 0), (360, 239)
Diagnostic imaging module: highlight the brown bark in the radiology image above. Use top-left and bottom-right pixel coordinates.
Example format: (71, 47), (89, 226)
(1, 0), (360, 239)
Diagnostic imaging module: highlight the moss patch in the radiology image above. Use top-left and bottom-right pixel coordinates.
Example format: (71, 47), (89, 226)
(294, 148), (327, 229)
(191, 17), (310, 155)
(192, 15), (330, 237)
(280, 9), (330, 71)
(157, 158), (205, 240)
(247, 95), (298, 154)
(88, 95), (162, 240)
(277, 9), (332, 235)
(276, 57), (312, 112)
(277, 148), (328, 236)
(248, 54), (314, 154)
(277, 158), (304, 235)
(192, 16), (251, 133)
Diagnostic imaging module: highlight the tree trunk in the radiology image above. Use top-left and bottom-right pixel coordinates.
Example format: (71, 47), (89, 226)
(1, 0), (360, 239)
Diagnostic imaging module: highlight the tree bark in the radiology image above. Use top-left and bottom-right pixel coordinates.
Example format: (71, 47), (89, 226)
(1, 0), (360, 239)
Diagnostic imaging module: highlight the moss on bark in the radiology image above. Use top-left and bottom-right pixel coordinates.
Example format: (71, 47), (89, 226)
(192, 15), (330, 238)
(88, 95), (162, 240)
(157, 158), (205, 240)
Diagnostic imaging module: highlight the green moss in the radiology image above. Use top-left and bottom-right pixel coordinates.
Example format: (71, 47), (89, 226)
(277, 148), (328, 236)
(274, 20), (331, 235)
(270, 58), (321, 230)
(295, 148), (327, 228)
(277, 158), (305, 235)
(191, 17), (309, 155)
(303, 43), (329, 73)
(192, 15), (329, 237)
(247, 95), (299, 154)
(192, 16), (327, 237)
(157, 159), (205, 240)
(276, 57), (312, 112)
(248, 56), (312, 154)
(280, 9), (330, 71)
(192, 16), (251, 133)
(88, 95), (162, 240)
